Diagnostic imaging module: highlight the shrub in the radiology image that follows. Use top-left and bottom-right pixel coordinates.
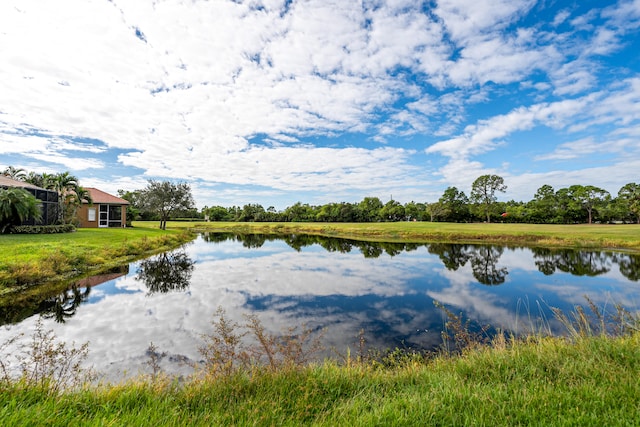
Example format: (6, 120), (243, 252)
(10, 224), (76, 234)
(0, 317), (95, 393)
(195, 307), (325, 377)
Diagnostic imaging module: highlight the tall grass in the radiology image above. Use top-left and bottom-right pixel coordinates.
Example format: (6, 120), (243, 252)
(2, 300), (639, 426)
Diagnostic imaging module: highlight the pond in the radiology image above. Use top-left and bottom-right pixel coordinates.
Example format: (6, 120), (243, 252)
(1, 233), (639, 381)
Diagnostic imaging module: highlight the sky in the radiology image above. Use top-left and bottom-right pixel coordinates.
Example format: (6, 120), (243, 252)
(1, 0), (639, 210)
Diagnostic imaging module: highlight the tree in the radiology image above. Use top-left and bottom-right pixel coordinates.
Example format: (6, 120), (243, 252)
(568, 185), (610, 224)
(44, 172), (80, 224)
(23, 171), (53, 188)
(2, 166), (27, 181)
(139, 180), (195, 230)
(618, 183), (640, 224)
(284, 202), (316, 222)
(63, 185), (92, 225)
(470, 175), (507, 223)
(239, 204), (266, 222)
(404, 201), (428, 221)
(554, 187), (583, 223)
(202, 205), (231, 221)
(438, 187), (469, 222)
(0, 187), (42, 233)
(425, 202), (447, 222)
(528, 184), (556, 223)
(357, 197), (383, 222)
(379, 199), (405, 221)
(117, 189), (143, 225)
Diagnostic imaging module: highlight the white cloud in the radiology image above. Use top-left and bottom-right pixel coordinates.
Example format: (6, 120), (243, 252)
(120, 144), (421, 192)
(434, 0), (536, 43)
(425, 77), (640, 199)
(1, 0), (639, 204)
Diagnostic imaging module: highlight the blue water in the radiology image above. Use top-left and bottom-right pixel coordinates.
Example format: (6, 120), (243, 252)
(1, 233), (638, 380)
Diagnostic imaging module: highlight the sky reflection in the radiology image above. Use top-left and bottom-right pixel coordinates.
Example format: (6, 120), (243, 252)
(1, 234), (638, 381)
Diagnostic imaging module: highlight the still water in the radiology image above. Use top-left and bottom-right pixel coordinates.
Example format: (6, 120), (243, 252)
(1, 233), (639, 380)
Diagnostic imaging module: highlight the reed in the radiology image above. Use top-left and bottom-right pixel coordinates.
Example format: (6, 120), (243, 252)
(1, 301), (639, 426)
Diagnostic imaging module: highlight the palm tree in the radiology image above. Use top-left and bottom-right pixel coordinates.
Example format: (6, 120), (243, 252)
(63, 185), (93, 225)
(2, 166), (27, 181)
(0, 187), (42, 233)
(44, 172), (80, 224)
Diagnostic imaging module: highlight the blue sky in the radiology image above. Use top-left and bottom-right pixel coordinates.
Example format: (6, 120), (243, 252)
(1, 0), (639, 209)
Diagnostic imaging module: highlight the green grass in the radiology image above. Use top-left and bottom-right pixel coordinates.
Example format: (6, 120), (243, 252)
(2, 332), (639, 426)
(139, 220), (640, 251)
(4, 221), (638, 291)
(0, 226), (194, 294)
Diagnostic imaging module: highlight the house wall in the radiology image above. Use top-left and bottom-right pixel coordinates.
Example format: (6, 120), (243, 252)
(77, 204), (127, 228)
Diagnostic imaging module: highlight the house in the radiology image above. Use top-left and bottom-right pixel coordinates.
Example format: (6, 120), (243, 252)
(0, 175), (59, 225)
(77, 188), (129, 228)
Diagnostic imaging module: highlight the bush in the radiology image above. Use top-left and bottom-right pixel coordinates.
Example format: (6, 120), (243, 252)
(10, 224), (76, 234)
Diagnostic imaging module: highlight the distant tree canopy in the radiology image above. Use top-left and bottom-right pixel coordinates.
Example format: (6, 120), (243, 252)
(3, 165), (631, 227)
(194, 178), (639, 226)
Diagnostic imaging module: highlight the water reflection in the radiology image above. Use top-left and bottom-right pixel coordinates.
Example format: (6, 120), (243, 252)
(618, 253), (640, 281)
(135, 250), (194, 295)
(532, 248), (612, 277)
(202, 232), (429, 257)
(0, 266), (129, 325)
(40, 286), (91, 323)
(427, 244), (508, 285)
(0, 234), (638, 381)
(205, 233), (640, 282)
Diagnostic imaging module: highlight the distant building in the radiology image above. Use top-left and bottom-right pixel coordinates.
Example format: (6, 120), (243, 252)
(0, 175), (59, 225)
(77, 188), (130, 228)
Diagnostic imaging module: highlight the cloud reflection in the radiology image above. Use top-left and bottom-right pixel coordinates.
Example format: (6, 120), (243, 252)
(1, 235), (638, 381)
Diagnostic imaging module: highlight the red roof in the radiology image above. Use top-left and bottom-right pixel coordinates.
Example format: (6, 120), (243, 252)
(85, 188), (130, 205)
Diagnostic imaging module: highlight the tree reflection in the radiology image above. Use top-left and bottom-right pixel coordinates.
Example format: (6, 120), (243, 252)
(205, 233), (424, 258)
(428, 243), (508, 285)
(237, 234), (268, 248)
(427, 243), (472, 270)
(616, 253), (640, 281)
(136, 250), (195, 294)
(200, 232), (236, 243)
(198, 233), (632, 283)
(532, 248), (611, 276)
(470, 246), (508, 285)
(359, 242), (384, 258)
(40, 286), (91, 323)
(0, 266), (128, 325)
(284, 234), (319, 251)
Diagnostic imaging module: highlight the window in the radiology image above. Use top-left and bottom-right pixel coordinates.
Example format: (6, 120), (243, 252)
(88, 207), (96, 222)
(108, 205), (122, 227)
(99, 205), (108, 227)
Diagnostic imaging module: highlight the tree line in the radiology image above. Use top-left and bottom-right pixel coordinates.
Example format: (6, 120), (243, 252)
(123, 174), (640, 225)
(4, 165), (639, 229)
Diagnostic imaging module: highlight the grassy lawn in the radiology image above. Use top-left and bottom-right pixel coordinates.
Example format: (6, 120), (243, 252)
(3, 221), (639, 294)
(2, 222), (640, 425)
(0, 226), (194, 294)
(140, 220), (640, 251)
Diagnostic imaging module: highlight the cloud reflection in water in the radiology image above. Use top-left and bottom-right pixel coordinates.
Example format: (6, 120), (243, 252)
(1, 234), (638, 381)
